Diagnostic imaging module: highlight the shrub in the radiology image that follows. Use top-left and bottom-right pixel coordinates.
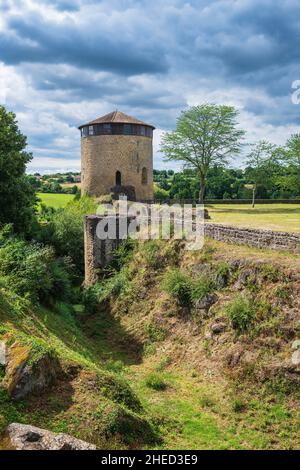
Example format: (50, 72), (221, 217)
(191, 275), (215, 301)
(108, 238), (137, 272)
(81, 285), (98, 314)
(225, 295), (256, 333)
(100, 402), (158, 445)
(145, 322), (166, 342)
(162, 268), (192, 306)
(145, 373), (168, 391)
(38, 195), (97, 274)
(232, 399), (246, 413)
(140, 240), (161, 268)
(97, 372), (142, 413)
(0, 228), (73, 303)
(153, 184), (169, 202)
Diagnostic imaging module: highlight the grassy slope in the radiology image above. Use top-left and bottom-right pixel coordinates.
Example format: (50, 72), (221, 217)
(207, 203), (300, 233)
(1, 239), (299, 449)
(92, 238), (300, 450)
(37, 193), (74, 209)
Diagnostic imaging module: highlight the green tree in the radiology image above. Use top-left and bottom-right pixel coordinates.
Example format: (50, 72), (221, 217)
(245, 140), (277, 207)
(284, 134), (300, 168)
(160, 104), (245, 203)
(273, 135), (300, 198)
(0, 105), (37, 233)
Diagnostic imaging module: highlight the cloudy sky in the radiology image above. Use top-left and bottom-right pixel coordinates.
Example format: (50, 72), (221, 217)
(1, 0), (300, 173)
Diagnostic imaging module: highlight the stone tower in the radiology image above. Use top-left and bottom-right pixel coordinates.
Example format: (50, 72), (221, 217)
(79, 110), (155, 201)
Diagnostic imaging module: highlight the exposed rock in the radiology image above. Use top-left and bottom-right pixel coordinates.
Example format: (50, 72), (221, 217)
(194, 293), (218, 312)
(3, 338), (61, 400)
(226, 347), (244, 367)
(291, 349), (300, 366)
(292, 339), (300, 350)
(211, 322), (227, 334)
(5, 423), (96, 450)
(0, 341), (6, 366)
(235, 269), (255, 289)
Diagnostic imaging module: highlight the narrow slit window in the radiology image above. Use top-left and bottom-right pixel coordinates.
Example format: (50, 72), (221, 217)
(142, 167), (148, 185)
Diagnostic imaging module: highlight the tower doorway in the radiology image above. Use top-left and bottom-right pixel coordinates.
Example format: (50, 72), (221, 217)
(116, 170), (122, 186)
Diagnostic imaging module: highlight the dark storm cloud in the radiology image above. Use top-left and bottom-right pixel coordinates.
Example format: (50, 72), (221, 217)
(1, 0), (300, 170)
(1, 8), (168, 75)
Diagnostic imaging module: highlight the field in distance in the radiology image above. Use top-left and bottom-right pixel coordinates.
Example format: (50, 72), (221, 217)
(37, 194), (300, 233)
(37, 192), (74, 209)
(208, 203), (300, 233)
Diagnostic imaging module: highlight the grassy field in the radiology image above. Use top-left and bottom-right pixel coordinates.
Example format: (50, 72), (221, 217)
(37, 193), (300, 233)
(207, 203), (300, 233)
(37, 192), (74, 209)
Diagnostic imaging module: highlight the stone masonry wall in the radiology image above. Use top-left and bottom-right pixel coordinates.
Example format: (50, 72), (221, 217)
(84, 214), (134, 285)
(85, 216), (300, 285)
(204, 223), (300, 253)
(81, 134), (153, 201)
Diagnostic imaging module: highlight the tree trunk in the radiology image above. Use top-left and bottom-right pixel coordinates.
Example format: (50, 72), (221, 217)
(252, 184), (256, 208)
(199, 177), (205, 204)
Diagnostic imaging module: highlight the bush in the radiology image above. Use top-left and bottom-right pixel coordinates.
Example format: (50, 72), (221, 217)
(38, 195), (97, 274)
(162, 268), (192, 306)
(191, 275), (215, 301)
(225, 295), (256, 333)
(145, 373), (168, 391)
(100, 402), (158, 445)
(153, 184), (169, 202)
(0, 227), (73, 303)
(140, 240), (162, 268)
(97, 372), (142, 413)
(81, 285), (99, 314)
(144, 322), (166, 342)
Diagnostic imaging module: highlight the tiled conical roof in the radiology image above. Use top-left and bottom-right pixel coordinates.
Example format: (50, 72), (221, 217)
(79, 110), (155, 129)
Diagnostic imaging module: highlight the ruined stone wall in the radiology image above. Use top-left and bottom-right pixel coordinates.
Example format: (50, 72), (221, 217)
(81, 134), (153, 201)
(84, 214), (134, 285)
(84, 216), (300, 285)
(204, 223), (300, 253)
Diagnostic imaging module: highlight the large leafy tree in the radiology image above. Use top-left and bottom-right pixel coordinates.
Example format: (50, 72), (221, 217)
(272, 134), (300, 198)
(0, 105), (37, 233)
(245, 140), (277, 207)
(160, 104), (245, 203)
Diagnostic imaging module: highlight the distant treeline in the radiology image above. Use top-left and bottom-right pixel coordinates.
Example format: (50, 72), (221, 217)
(153, 166), (300, 202)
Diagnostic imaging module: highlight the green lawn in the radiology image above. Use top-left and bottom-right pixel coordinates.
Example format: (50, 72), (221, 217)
(37, 192), (74, 209)
(37, 194), (300, 233)
(207, 203), (300, 233)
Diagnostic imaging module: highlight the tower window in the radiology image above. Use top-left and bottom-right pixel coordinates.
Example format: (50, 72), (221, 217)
(142, 167), (148, 185)
(103, 123), (112, 134)
(123, 124), (131, 135)
(88, 125), (94, 136)
(116, 170), (122, 186)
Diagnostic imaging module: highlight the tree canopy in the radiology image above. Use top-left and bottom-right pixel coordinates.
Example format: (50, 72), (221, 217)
(0, 105), (37, 233)
(160, 104), (245, 203)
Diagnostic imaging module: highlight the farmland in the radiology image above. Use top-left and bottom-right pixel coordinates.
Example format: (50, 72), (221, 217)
(37, 192), (74, 209)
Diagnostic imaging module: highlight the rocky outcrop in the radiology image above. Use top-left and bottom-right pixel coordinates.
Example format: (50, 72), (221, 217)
(4, 423), (96, 450)
(1, 336), (61, 400)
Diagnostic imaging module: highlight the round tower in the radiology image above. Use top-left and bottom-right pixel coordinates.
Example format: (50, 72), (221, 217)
(79, 110), (155, 201)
